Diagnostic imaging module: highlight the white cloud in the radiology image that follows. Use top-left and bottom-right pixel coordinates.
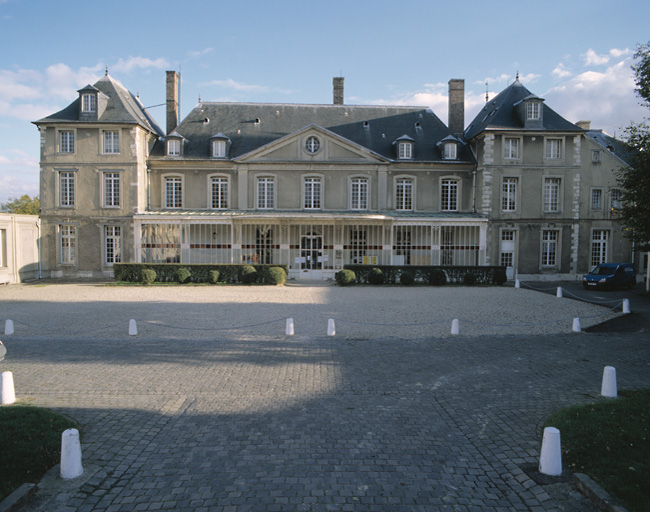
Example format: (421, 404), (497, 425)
(0, 149), (39, 203)
(206, 79), (271, 93)
(112, 56), (170, 74)
(475, 73), (511, 86)
(45, 63), (103, 99)
(188, 48), (214, 58)
(552, 63), (572, 79)
(583, 48), (610, 66)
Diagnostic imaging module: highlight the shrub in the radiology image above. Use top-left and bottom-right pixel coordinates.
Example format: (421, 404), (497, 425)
(493, 268), (507, 285)
(368, 267), (384, 285)
(175, 267), (191, 284)
(463, 272), (477, 286)
(400, 271), (415, 285)
(265, 267), (286, 285)
(336, 269), (356, 286)
(239, 265), (257, 284)
(428, 269), (447, 286)
(209, 270), (220, 284)
(141, 269), (156, 285)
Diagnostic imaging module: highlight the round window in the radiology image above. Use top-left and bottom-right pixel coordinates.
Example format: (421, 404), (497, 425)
(305, 136), (320, 154)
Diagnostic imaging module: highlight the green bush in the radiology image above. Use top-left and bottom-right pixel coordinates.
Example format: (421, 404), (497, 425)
(428, 269), (447, 286)
(141, 268), (157, 285)
(400, 271), (415, 285)
(265, 267), (286, 285)
(175, 267), (191, 284)
(336, 269), (356, 286)
(368, 267), (384, 285)
(463, 272), (477, 286)
(493, 268), (507, 285)
(239, 265), (257, 284)
(208, 270), (220, 284)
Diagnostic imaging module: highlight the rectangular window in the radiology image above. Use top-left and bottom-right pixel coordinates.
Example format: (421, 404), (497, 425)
(592, 150), (601, 163)
(304, 177), (321, 209)
(395, 178), (413, 211)
(398, 142), (412, 159)
(501, 177), (518, 212)
(212, 140), (226, 158)
(165, 176), (183, 208)
(167, 139), (181, 156)
(526, 102), (540, 120)
(591, 230), (608, 267)
(103, 172), (120, 207)
(443, 143), (457, 160)
(350, 178), (368, 210)
(500, 252), (513, 268)
(545, 138), (563, 159)
(60, 131), (74, 153)
(60, 225), (77, 264)
(610, 189), (622, 211)
(82, 94), (96, 113)
(59, 171), (75, 207)
(543, 178), (561, 212)
(441, 179), (458, 211)
(103, 131), (120, 154)
(541, 230), (558, 267)
(211, 177), (228, 209)
(591, 189), (603, 210)
(257, 176), (275, 209)
(504, 138), (519, 159)
(105, 225), (121, 265)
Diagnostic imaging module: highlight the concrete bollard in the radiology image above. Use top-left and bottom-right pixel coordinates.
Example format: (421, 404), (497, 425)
(451, 319), (460, 335)
(622, 299), (631, 314)
(60, 428), (83, 479)
(327, 319), (336, 336)
(1, 371), (16, 405)
(539, 427), (562, 476)
(128, 319), (137, 336)
(515, 279), (520, 289)
(5, 319), (14, 335)
(601, 366), (617, 398)
(572, 317), (581, 333)
(286, 318), (294, 336)
(556, 287), (563, 298)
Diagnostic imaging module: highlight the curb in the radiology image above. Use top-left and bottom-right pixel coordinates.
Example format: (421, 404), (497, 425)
(0, 483), (36, 512)
(574, 473), (629, 512)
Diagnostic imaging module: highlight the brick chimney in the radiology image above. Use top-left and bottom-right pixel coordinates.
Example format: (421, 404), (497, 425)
(333, 77), (344, 105)
(576, 120), (591, 130)
(166, 71), (180, 134)
(448, 79), (465, 136)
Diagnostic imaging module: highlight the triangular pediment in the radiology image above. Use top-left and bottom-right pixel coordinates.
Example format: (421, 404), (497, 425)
(235, 124), (389, 164)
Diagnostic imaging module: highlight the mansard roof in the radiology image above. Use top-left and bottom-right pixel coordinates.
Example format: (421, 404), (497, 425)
(587, 129), (634, 166)
(150, 102), (473, 163)
(34, 74), (163, 136)
(464, 78), (582, 140)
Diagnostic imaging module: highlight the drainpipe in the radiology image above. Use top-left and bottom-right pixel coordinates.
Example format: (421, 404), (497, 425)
(146, 167), (151, 210)
(37, 218), (42, 279)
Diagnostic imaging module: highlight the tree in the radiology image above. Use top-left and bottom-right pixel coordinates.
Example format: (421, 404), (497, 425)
(0, 195), (40, 215)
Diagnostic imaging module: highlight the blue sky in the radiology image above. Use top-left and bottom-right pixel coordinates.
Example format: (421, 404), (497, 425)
(1, 0), (649, 203)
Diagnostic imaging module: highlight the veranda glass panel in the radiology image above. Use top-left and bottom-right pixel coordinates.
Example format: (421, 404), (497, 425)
(241, 224), (280, 264)
(141, 224), (181, 263)
(439, 226), (480, 266)
(344, 224), (383, 265)
(187, 224), (232, 264)
(289, 224), (335, 271)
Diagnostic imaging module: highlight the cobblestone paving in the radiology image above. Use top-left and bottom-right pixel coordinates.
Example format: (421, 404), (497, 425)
(1, 286), (649, 511)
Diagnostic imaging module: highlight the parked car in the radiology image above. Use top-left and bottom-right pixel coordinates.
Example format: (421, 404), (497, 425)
(583, 263), (636, 290)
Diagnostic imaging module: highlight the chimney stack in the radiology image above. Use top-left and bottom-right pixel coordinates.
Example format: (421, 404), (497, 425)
(333, 77), (344, 105)
(166, 71), (180, 134)
(448, 79), (465, 136)
(576, 120), (591, 130)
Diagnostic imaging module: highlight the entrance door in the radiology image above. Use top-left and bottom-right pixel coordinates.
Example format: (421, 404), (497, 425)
(301, 233), (322, 279)
(500, 230), (516, 280)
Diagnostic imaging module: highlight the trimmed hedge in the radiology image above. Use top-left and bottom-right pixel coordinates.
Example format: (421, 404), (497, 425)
(344, 265), (507, 285)
(114, 263), (289, 285)
(336, 269), (356, 286)
(265, 267), (287, 285)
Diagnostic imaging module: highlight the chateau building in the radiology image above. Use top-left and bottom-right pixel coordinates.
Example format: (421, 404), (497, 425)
(33, 71), (635, 281)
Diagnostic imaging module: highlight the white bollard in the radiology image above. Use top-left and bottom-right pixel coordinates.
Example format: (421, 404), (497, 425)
(622, 299), (631, 314)
(5, 319), (14, 335)
(128, 319), (137, 336)
(601, 366), (617, 398)
(539, 427), (562, 476)
(327, 319), (336, 336)
(1, 371), (16, 405)
(451, 319), (460, 335)
(286, 318), (294, 336)
(515, 279), (520, 289)
(556, 287), (563, 298)
(60, 428), (83, 479)
(572, 317), (581, 333)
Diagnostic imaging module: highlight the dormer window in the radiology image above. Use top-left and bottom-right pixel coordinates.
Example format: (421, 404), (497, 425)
(526, 102), (540, 120)
(167, 139), (181, 156)
(399, 142), (413, 159)
(81, 93), (96, 113)
(443, 142), (457, 160)
(210, 133), (230, 158)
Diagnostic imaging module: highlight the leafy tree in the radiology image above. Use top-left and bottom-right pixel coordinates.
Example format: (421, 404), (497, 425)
(0, 195), (40, 215)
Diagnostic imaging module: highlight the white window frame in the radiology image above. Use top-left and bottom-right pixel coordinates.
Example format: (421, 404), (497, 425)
(60, 225), (77, 265)
(350, 177), (369, 211)
(503, 137), (520, 160)
(163, 175), (183, 209)
(610, 188), (622, 211)
(395, 177), (414, 211)
(167, 139), (181, 156)
(443, 143), (457, 160)
(256, 175), (276, 210)
(59, 130), (75, 153)
(104, 225), (122, 265)
(58, 170), (76, 207)
(398, 142), (413, 159)
(501, 177), (518, 212)
(212, 140), (226, 158)
(590, 229), (609, 267)
(103, 130), (120, 154)
(543, 177), (562, 213)
(526, 102), (540, 120)
(102, 171), (121, 208)
(209, 175), (229, 209)
(440, 178), (459, 212)
(541, 230), (559, 267)
(81, 94), (96, 113)
(303, 176), (322, 210)
(590, 188), (603, 211)
(544, 138), (563, 160)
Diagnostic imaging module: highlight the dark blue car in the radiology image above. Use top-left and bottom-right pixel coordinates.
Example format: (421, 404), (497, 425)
(582, 263), (636, 290)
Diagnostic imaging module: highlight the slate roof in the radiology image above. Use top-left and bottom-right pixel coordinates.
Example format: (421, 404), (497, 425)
(586, 130), (634, 166)
(150, 102), (473, 163)
(34, 74), (164, 136)
(464, 78), (582, 140)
